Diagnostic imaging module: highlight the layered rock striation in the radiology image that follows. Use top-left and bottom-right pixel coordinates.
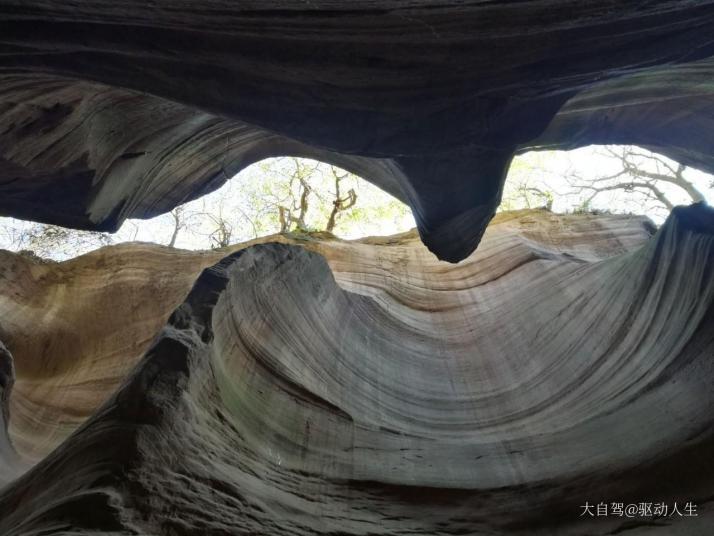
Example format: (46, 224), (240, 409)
(2, 3), (714, 260)
(2, 5), (714, 533)
(0, 207), (712, 535)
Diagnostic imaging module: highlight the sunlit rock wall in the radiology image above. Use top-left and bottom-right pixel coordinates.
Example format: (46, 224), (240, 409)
(0, 207), (712, 535)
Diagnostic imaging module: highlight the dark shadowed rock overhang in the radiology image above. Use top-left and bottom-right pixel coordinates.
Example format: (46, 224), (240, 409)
(2, 2), (714, 260)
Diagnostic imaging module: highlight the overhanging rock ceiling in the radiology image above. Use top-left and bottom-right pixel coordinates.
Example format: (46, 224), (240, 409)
(2, 2), (714, 260)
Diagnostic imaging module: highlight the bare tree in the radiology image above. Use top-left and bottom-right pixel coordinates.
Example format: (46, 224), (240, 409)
(165, 205), (208, 248)
(206, 211), (233, 249)
(167, 207), (185, 247)
(568, 146), (707, 212)
(185, 199), (235, 249)
(278, 158), (318, 233)
(504, 182), (554, 211)
(278, 206), (291, 233)
(325, 167), (357, 232)
(274, 160), (363, 234)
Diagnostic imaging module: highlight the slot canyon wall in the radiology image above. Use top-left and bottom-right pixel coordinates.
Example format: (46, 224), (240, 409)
(0, 208), (713, 535)
(1, 2), (714, 535)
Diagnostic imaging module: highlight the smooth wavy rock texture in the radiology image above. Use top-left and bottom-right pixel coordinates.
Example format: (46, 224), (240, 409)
(0, 207), (712, 535)
(3, 3), (714, 260)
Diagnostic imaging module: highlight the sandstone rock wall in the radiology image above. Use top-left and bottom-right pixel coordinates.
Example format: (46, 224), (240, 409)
(0, 208), (712, 535)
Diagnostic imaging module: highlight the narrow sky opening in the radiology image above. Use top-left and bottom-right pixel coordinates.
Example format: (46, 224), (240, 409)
(1, 148), (712, 261)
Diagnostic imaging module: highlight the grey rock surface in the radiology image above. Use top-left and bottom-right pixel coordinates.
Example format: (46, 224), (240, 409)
(0, 207), (712, 534)
(2, 3), (714, 260)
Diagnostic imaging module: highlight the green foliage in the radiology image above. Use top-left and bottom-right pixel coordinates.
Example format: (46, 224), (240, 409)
(190, 157), (412, 244)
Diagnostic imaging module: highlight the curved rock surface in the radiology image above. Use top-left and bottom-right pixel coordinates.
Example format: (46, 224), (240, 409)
(0, 207), (712, 534)
(2, 3), (714, 260)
